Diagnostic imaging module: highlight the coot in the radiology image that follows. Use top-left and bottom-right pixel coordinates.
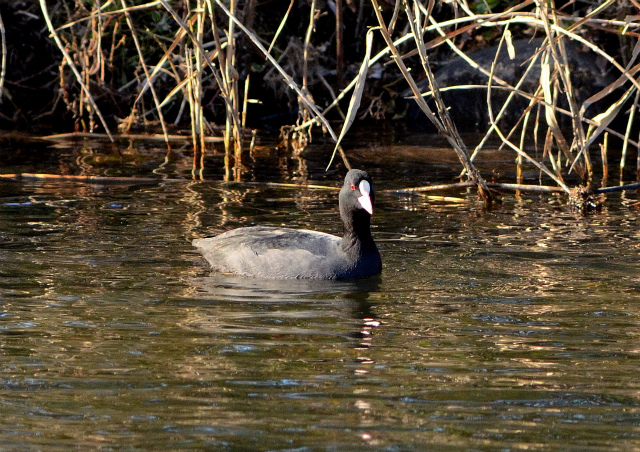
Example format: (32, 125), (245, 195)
(193, 169), (382, 279)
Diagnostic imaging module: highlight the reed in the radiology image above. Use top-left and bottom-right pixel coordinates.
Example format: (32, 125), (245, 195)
(0, 8), (6, 105)
(19, 1), (637, 197)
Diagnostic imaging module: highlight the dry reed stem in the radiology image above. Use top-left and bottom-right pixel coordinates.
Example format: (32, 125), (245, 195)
(316, 73), (346, 120)
(540, 46), (581, 176)
(224, 0), (243, 180)
(268, 0), (294, 54)
(530, 20), (640, 91)
(621, 90), (639, 179)
(387, 0), (491, 202)
(601, 132), (609, 186)
(142, 15), (201, 122)
(580, 43), (640, 118)
(242, 76), (250, 129)
(192, 0), (207, 176)
(56, 1), (163, 32)
(637, 127), (640, 180)
(327, 28), (375, 170)
(491, 102), (570, 192)
(386, 181), (565, 194)
(303, 0), (315, 92)
(185, 48), (199, 177)
(537, 1), (588, 178)
(38, 0), (114, 140)
(335, 0), (343, 85)
(120, 0), (170, 147)
(484, 45), (543, 156)
(205, 0), (232, 179)
(421, 1), (637, 189)
(388, 0), (402, 36)
(481, 25), (544, 173)
(0, 8), (5, 104)
(195, 1), (207, 157)
(0, 173), (172, 184)
(596, 182), (640, 194)
(545, 4), (587, 149)
(212, 0), (338, 143)
(33, 0), (640, 192)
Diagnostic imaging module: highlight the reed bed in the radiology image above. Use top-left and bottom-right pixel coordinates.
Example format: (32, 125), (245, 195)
(13, 1), (640, 200)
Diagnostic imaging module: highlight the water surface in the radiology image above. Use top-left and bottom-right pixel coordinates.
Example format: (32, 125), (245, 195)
(1, 137), (640, 451)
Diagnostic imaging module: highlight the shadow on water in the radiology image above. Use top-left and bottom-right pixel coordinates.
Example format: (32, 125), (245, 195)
(192, 273), (381, 300)
(186, 273), (381, 342)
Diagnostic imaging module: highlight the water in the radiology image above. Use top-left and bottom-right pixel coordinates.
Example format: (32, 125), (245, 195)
(1, 136), (640, 451)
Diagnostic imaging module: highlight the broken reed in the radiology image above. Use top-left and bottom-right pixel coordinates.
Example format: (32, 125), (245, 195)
(36, 0), (640, 195)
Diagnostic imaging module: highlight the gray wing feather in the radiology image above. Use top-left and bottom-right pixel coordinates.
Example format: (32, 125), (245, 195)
(193, 227), (347, 279)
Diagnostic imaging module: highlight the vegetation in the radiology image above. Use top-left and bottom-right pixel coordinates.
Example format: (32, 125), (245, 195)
(1, 1), (639, 202)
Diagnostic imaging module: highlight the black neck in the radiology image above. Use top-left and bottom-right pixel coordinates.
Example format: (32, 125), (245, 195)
(342, 211), (375, 254)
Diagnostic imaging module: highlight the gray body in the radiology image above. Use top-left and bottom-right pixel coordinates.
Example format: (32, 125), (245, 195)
(193, 226), (381, 280)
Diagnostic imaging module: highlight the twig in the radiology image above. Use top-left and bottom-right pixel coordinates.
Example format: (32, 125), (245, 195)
(55, 1), (162, 31)
(384, 182), (476, 193)
(595, 182), (640, 194)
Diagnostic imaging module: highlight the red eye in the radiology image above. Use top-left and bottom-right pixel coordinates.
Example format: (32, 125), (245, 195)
(350, 184), (355, 190)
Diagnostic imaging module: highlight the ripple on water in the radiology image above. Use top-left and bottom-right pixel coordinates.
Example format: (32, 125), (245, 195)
(1, 175), (640, 451)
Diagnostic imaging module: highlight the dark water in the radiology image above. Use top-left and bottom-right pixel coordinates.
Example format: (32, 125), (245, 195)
(1, 136), (640, 451)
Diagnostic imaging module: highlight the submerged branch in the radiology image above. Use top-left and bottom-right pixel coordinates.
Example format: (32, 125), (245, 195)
(0, 173), (170, 184)
(40, 132), (223, 143)
(386, 181), (566, 195)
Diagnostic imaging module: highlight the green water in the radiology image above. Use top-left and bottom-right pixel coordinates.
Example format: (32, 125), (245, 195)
(1, 137), (640, 451)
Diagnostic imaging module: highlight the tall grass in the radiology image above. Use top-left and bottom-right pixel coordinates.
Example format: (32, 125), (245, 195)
(30, 1), (640, 198)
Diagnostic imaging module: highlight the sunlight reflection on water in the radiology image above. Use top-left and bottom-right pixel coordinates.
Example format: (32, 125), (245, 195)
(1, 146), (640, 451)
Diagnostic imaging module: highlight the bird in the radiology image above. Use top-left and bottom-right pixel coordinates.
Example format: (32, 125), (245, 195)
(193, 169), (382, 280)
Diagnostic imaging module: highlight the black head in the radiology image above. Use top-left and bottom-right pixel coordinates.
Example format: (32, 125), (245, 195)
(339, 169), (375, 227)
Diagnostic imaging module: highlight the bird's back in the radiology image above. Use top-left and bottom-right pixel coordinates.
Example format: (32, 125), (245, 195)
(193, 226), (352, 279)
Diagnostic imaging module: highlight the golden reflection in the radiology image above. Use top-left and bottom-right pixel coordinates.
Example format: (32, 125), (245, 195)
(3, 139), (640, 450)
